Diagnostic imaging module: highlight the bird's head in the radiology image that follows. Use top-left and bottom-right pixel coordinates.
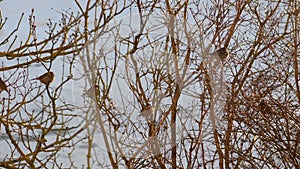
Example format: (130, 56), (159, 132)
(48, 72), (54, 78)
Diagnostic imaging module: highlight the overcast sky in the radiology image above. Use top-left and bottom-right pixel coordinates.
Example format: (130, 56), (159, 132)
(1, 0), (80, 38)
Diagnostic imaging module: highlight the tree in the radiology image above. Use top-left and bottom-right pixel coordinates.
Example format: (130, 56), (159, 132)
(0, 0), (299, 168)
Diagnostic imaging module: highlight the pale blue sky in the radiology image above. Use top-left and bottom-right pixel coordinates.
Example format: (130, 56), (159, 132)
(1, 0), (80, 38)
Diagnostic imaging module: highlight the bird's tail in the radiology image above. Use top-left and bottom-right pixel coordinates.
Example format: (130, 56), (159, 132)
(31, 77), (39, 80)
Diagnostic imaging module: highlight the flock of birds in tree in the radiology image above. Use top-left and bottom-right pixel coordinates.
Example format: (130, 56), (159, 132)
(0, 47), (229, 94)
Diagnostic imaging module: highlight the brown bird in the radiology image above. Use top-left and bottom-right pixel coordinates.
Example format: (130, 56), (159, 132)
(32, 71), (54, 86)
(0, 77), (8, 93)
(210, 47), (229, 62)
(84, 85), (99, 99)
(140, 104), (154, 118)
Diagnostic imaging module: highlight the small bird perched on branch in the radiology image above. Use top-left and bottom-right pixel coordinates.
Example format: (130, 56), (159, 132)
(0, 77), (8, 93)
(83, 85), (99, 99)
(32, 71), (55, 86)
(140, 104), (154, 118)
(210, 47), (229, 62)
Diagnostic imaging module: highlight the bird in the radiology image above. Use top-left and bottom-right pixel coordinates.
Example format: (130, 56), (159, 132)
(0, 77), (8, 93)
(140, 104), (154, 118)
(209, 47), (229, 62)
(83, 85), (99, 99)
(32, 71), (55, 86)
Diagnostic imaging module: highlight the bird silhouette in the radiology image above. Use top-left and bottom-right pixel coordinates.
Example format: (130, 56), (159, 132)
(210, 47), (229, 62)
(32, 71), (54, 86)
(0, 77), (8, 93)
